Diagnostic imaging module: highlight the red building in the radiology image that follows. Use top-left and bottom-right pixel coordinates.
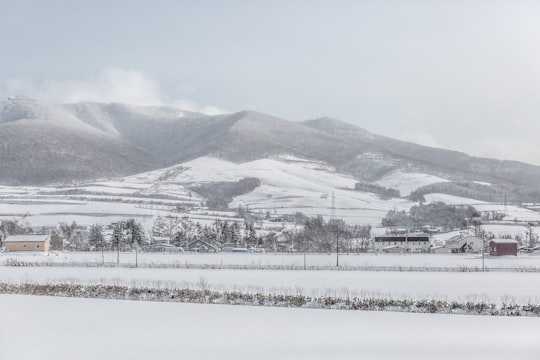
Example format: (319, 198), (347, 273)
(489, 239), (518, 256)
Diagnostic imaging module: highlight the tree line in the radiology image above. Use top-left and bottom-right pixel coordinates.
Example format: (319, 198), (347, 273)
(2, 213), (372, 253)
(152, 215), (260, 248)
(381, 202), (479, 230)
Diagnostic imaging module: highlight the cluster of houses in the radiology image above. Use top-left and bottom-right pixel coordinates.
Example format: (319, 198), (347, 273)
(150, 237), (221, 253)
(0, 232), (521, 256)
(150, 237), (258, 253)
(373, 233), (519, 256)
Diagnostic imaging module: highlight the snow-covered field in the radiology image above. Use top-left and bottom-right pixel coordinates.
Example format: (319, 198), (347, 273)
(2, 251), (540, 269)
(2, 266), (540, 305)
(1, 295), (538, 360)
(374, 170), (448, 196)
(3, 251), (540, 305)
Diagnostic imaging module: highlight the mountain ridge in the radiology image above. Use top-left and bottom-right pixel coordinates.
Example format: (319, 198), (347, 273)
(2, 96), (540, 202)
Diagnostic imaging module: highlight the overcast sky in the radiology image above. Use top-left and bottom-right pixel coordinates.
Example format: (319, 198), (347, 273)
(2, 0), (540, 164)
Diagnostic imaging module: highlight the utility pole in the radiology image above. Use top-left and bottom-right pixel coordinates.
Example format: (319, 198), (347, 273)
(336, 223), (339, 268)
(481, 224), (485, 272)
(101, 234), (104, 266)
(331, 192), (336, 219)
(216, 218), (219, 243)
(116, 221), (122, 265)
(405, 228), (409, 253)
(482, 235), (485, 272)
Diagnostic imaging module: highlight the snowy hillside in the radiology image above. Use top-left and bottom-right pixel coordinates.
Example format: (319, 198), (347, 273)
(2, 153), (540, 231)
(124, 155), (414, 224)
(374, 170), (448, 196)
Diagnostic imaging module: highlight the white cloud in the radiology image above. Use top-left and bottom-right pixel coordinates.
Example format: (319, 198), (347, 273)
(457, 136), (540, 166)
(5, 68), (229, 115)
(399, 132), (442, 149)
(172, 99), (228, 116)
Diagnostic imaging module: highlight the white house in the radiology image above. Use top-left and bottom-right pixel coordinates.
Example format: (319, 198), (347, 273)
(445, 234), (483, 253)
(430, 245), (453, 254)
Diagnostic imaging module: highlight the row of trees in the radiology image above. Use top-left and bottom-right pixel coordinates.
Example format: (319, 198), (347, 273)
(152, 215), (260, 248)
(381, 202), (479, 229)
(152, 214), (372, 253)
(0, 218), (32, 237)
(88, 219), (147, 251)
(409, 181), (513, 203)
(354, 182), (401, 200)
(275, 216), (372, 253)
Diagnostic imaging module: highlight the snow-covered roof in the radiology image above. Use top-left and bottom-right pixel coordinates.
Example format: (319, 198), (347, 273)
(187, 239), (219, 250)
(150, 243), (175, 248)
(4, 234), (50, 243)
(489, 239), (518, 244)
(445, 235), (482, 244)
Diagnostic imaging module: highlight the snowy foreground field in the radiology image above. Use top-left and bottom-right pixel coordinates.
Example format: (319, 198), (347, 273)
(3, 252), (540, 306)
(1, 295), (539, 360)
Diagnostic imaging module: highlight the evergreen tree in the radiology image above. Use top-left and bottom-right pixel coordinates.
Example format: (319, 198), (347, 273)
(246, 224), (257, 247)
(230, 222), (241, 245)
(88, 224), (105, 250)
(112, 221), (125, 252)
(125, 218), (145, 249)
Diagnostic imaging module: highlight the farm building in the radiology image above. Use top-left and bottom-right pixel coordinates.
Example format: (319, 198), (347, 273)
(152, 236), (171, 246)
(381, 245), (406, 254)
(150, 243), (183, 252)
(372, 235), (431, 253)
(149, 237), (181, 252)
(186, 239), (220, 253)
(4, 234), (51, 252)
(430, 246), (453, 254)
(489, 239), (518, 256)
(222, 243), (236, 252)
(445, 234), (483, 253)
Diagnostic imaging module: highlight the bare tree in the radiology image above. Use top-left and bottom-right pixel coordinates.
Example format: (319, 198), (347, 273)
(152, 215), (182, 238)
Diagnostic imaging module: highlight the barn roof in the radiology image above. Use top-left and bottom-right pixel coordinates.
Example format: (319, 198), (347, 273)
(489, 239), (518, 244)
(187, 239), (220, 250)
(374, 236), (430, 242)
(4, 234), (50, 243)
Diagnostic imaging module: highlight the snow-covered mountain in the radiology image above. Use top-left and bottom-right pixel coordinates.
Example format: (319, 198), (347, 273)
(2, 96), (540, 204)
(0, 97), (159, 184)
